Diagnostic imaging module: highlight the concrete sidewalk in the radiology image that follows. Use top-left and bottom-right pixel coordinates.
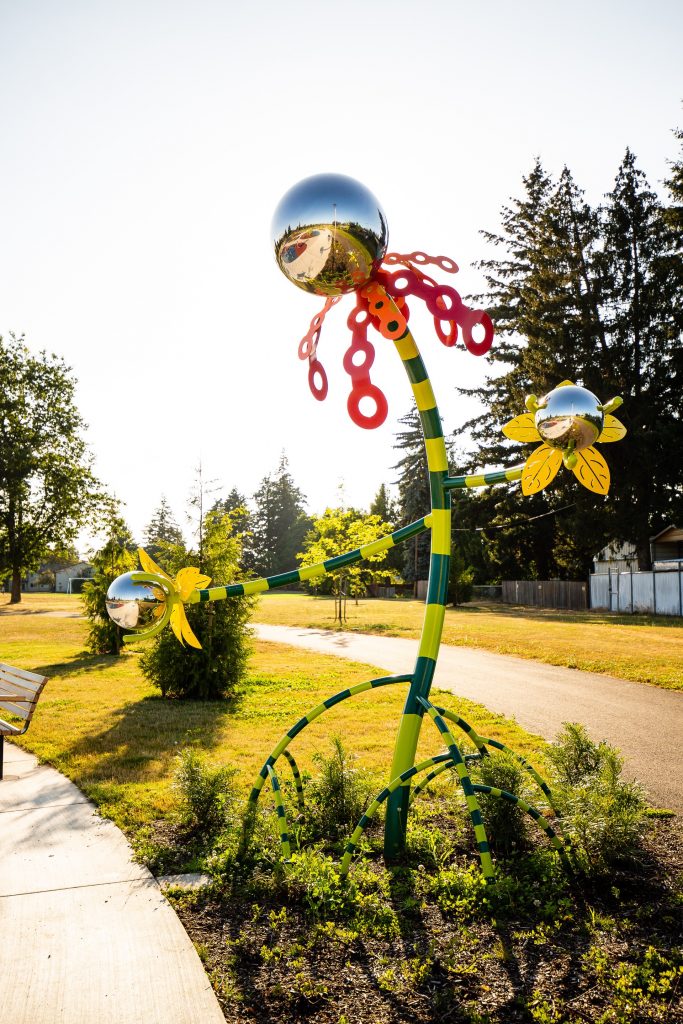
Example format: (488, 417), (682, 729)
(0, 744), (225, 1024)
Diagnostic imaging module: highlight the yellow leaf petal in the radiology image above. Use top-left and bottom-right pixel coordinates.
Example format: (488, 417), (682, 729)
(178, 606), (202, 649)
(502, 413), (540, 443)
(138, 548), (173, 582)
(521, 444), (562, 495)
(557, 380), (574, 388)
(572, 446), (610, 494)
(598, 414), (627, 443)
(169, 604), (185, 645)
(176, 566), (212, 601)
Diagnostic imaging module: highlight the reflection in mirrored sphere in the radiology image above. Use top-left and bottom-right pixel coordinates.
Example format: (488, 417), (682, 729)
(106, 572), (167, 631)
(535, 385), (604, 451)
(272, 173), (388, 296)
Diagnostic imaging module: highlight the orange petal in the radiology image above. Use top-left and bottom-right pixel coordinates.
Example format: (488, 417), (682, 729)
(521, 445), (562, 495)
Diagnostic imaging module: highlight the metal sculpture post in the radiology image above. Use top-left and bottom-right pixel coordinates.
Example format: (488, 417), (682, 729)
(106, 173), (624, 879)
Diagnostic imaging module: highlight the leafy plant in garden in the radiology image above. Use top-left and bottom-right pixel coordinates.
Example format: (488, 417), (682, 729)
(173, 747), (236, 843)
(82, 517), (137, 654)
(307, 735), (375, 840)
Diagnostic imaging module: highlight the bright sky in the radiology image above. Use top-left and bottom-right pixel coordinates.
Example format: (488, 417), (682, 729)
(1, 0), (681, 552)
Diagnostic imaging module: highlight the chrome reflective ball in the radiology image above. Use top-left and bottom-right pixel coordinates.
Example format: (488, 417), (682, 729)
(535, 385), (604, 451)
(272, 173), (388, 296)
(105, 572), (167, 630)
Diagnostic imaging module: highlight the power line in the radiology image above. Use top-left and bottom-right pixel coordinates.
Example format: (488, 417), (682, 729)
(454, 501), (577, 532)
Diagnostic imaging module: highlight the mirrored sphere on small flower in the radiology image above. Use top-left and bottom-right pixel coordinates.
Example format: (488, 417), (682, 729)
(105, 572), (167, 631)
(535, 384), (604, 451)
(272, 173), (388, 296)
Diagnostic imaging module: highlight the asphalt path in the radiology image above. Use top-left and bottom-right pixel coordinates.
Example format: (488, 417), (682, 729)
(253, 623), (683, 813)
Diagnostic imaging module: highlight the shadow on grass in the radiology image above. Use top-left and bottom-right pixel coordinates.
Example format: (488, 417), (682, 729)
(451, 601), (682, 629)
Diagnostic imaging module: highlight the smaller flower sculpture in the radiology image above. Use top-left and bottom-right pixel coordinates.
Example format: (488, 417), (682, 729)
(135, 550), (211, 647)
(502, 381), (626, 495)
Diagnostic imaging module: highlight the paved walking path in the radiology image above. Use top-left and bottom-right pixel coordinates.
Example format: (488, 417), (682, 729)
(254, 623), (683, 813)
(0, 745), (224, 1024)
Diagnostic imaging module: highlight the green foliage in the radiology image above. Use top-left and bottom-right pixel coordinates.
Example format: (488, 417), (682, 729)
(250, 454), (311, 576)
(474, 750), (529, 855)
(393, 407), (431, 584)
(546, 723), (647, 875)
(448, 547), (475, 605)
(299, 507), (394, 601)
(582, 942), (683, 1023)
(307, 736), (374, 839)
(0, 332), (113, 602)
(82, 517), (137, 654)
(456, 142), (683, 580)
(140, 508), (253, 699)
(173, 747), (235, 841)
(143, 495), (184, 560)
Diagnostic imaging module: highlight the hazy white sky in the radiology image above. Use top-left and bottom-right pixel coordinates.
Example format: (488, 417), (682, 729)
(1, 0), (681, 551)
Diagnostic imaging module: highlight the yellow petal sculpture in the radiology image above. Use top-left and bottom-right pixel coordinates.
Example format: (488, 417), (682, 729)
(502, 382), (626, 496)
(138, 548), (211, 648)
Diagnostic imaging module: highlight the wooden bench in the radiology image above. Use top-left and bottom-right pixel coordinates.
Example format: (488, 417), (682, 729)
(0, 663), (48, 780)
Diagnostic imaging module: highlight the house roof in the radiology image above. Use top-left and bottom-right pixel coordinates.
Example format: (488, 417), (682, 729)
(650, 525), (683, 543)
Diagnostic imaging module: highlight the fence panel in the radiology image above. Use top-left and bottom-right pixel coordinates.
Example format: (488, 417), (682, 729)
(502, 580), (587, 611)
(654, 571), (683, 616)
(590, 570), (682, 616)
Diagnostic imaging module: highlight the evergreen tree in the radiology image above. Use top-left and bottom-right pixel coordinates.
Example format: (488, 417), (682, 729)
(369, 483), (402, 576)
(250, 454), (310, 576)
(143, 495), (184, 560)
(139, 508), (252, 699)
(456, 146), (683, 579)
(393, 408), (431, 585)
(212, 487), (252, 567)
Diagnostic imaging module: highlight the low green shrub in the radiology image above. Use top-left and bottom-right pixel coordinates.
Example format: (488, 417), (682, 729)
(174, 747), (235, 843)
(473, 750), (530, 855)
(307, 736), (375, 840)
(546, 723), (647, 875)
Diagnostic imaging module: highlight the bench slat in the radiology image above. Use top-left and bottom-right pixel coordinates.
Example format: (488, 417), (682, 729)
(0, 700), (32, 720)
(0, 717), (22, 735)
(0, 659), (46, 684)
(0, 674), (39, 692)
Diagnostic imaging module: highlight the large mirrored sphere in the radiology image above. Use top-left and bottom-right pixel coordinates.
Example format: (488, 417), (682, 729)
(272, 173), (388, 296)
(535, 385), (604, 451)
(105, 572), (167, 631)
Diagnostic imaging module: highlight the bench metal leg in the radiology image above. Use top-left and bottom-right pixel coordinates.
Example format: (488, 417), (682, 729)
(0, 734), (4, 780)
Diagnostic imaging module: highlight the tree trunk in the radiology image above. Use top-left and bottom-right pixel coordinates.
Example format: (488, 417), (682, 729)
(10, 566), (22, 604)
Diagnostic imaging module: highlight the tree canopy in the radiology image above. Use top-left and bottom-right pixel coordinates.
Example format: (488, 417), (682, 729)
(0, 333), (113, 601)
(454, 136), (683, 578)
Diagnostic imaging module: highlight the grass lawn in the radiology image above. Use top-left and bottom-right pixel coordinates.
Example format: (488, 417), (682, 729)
(1, 594), (546, 836)
(253, 592), (683, 690)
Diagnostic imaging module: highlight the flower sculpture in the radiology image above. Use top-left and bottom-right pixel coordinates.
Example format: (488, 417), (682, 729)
(503, 381), (626, 495)
(104, 173), (628, 887)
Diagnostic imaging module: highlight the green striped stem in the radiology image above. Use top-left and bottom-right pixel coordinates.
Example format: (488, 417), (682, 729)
(267, 765), (292, 860)
(188, 517), (429, 604)
(416, 696), (494, 880)
(282, 749), (306, 814)
(339, 753), (454, 876)
(383, 293), (454, 859)
(246, 674), (412, 808)
(429, 706), (560, 815)
(473, 785), (572, 873)
(443, 466), (524, 490)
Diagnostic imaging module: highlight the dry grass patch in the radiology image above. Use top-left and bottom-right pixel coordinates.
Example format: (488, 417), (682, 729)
(253, 593), (683, 690)
(3, 605), (545, 838)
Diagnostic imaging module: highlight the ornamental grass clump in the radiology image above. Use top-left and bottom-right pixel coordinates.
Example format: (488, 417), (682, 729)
(307, 735), (375, 840)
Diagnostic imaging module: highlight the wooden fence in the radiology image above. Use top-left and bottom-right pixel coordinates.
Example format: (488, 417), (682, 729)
(502, 579), (588, 611)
